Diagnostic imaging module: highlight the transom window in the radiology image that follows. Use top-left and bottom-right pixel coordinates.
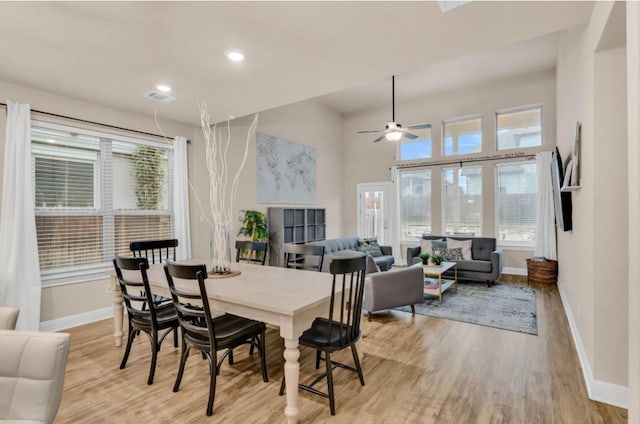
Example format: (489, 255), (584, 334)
(398, 128), (432, 161)
(442, 166), (482, 236)
(496, 162), (537, 245)
(496, 105), (542, 150)
(399, 169), (432, 239)
(32, 122), (173, 275)
(443, 116), (482, 156)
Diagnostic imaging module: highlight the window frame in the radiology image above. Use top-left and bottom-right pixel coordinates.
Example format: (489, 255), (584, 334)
(495, 104), (543, 151)
(494, 160), (537, 248)
(442, 114), (483, 157)
(32, 120), (174, 286)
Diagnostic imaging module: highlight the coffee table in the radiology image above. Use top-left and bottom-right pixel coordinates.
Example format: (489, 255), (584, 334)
(422, 261), (458, 303)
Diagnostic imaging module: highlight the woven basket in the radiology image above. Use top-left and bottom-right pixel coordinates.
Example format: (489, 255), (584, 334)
(527, 259), (558, 284)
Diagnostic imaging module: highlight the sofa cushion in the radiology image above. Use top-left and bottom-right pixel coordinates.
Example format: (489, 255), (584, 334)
(446, 238), (472, 260)
(373, 255), (394, 272)
(365, 255), (381, 274)
(456, 259), (492, 273)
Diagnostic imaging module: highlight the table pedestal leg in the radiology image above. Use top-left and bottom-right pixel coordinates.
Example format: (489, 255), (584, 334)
(112, 276), (124, 347)
(283, 338), (300, 424)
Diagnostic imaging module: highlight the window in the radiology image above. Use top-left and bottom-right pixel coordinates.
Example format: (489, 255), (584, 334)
(443, 116), (482, 156)
(399, 128), (432, 161)
(497, 106), (542, 150)
(399, 170), (431, 239)
(442, 166), (482, 235)
(32, 122), (173, 275)
(496, 162), (537, 244)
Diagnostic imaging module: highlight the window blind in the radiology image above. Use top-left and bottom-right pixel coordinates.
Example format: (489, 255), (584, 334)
(32, 124), (173, 272)
(442, 166), (482, 235)
(399, 169), (432, 239)
(496, 162), (537, 243)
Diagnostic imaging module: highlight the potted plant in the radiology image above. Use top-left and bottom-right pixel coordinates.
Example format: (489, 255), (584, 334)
(419, 252), (431, 265)
(432, 254), (444, 266)
(238, 210), (269, 262)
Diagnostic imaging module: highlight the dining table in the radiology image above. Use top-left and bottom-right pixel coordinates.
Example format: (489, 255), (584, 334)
(111, 259), (339, 424)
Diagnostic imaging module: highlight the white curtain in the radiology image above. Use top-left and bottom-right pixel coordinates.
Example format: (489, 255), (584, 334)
(173, 136), (191, 259)
(534, 151), (557, 259)
(0, 101), (42, 330)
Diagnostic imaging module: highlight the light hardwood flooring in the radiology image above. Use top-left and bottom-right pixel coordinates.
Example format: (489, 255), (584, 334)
(55, 276), (627, 423)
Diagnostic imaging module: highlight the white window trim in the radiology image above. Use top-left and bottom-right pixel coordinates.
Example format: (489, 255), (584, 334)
(495, 104), (543, 151)
(494, 160), (536, 248)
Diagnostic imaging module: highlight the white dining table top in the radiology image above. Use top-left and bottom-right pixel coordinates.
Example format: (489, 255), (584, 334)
(142, 259), (337, 318)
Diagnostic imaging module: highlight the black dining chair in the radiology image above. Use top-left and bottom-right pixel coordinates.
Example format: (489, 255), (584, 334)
(283, 243), (325, 272)
(279, 254), (367, 415)
(112, 256), (179, 385)
(163, 262), (269, 416)
(235, 240), (268, 265)
(130, 239), (179, 307)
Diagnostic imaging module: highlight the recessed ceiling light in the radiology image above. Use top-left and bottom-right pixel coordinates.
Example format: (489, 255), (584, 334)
(156, 84), (172, 93)
(226, 50), (245, 62)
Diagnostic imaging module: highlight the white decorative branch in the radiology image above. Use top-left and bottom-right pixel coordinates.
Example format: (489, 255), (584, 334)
(199, 103), (258, 273)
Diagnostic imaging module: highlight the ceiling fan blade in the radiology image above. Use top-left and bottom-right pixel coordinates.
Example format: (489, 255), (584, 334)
(373, 135), (386, 143)
(403, 132), (419, 140)
(358, 129), (383, 134)
(406, 123), (432, 130)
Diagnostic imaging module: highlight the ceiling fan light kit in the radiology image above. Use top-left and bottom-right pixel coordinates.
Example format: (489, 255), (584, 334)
(358, 75), (432, 143)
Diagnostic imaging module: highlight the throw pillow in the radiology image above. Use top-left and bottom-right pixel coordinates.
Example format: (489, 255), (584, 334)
(446, 238), (472, 260)
(433, 247), (464, 261)
(432, 240), (447, 250)
(357, 238), (383, 257)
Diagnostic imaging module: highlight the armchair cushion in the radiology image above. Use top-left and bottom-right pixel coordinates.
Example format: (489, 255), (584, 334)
(0, 330), (71, 424)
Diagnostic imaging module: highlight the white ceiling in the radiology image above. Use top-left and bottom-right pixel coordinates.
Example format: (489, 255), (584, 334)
(0, 2), (594, 126)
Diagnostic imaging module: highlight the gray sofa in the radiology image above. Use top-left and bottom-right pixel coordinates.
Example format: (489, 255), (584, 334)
(406, 235), (503, 285)
(308, 236), (395, 272)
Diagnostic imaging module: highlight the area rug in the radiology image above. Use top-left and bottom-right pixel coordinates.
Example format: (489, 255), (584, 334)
(393, 283), (538, 335)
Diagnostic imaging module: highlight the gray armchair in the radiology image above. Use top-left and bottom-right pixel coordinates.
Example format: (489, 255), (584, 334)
(363, 262), (424, 321)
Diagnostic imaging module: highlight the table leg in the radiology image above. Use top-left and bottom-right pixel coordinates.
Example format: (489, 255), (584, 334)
(438, 275), (443, 303)
(283, 338), (300, 424)
(112, 276), (124, 347)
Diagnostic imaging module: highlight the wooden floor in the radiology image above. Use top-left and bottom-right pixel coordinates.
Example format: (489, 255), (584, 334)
(55, 275), (627, 423)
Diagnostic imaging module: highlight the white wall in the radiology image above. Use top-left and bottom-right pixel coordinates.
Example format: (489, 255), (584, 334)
(341, 70), (556, 269)
(556, 0), (629, 407)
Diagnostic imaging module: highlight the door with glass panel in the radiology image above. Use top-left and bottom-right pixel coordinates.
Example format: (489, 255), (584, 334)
(357, 183), (392, 245)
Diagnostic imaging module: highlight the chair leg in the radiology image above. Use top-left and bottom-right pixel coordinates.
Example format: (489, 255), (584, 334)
(173, 326), (179, 348)
(410, 304), (416, 316)
(350, 344), (365, 386)
(325, 352), (336, 415)
(368, 312), (372, 322)
(206, 353), (218, 416)
(278, 374), (286, 396)
(315, 350), (321, 369)
(173, 342), (190, 392)
(119, 323), (135, 369)
(249, 336), (256, 355)
(228, 349), (234, 365)
(259, 330), (268, 382)
(148, 331), (158, 385)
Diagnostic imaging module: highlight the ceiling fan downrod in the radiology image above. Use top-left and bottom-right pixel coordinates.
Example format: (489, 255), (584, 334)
(391, 75), (395, 123)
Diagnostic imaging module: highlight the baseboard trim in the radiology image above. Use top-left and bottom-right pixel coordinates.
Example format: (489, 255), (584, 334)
(39, 307), (112, 332)
(557, 282), (629, 409)
(503, 267), (527, 276)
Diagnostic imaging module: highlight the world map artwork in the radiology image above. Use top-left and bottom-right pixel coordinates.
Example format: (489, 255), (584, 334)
(257, 132), (317, 204)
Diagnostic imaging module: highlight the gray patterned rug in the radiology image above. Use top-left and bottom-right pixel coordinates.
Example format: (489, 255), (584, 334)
(394, 283), (538, 335)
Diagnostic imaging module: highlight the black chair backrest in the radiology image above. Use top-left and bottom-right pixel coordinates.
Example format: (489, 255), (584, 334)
(235, 240), (268, 265)
(130, 239), (179, 264)
(113, 256), (159, 327)
(326, 254), (367, 345)
(284, 243), (325, 272)
(163, 262), (217, 350)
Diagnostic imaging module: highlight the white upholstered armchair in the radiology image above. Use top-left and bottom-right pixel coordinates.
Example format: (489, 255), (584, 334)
(0, 330), (71, 424)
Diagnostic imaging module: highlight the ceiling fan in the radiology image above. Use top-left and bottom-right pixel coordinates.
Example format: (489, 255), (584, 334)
(358, 75), (431, 143)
